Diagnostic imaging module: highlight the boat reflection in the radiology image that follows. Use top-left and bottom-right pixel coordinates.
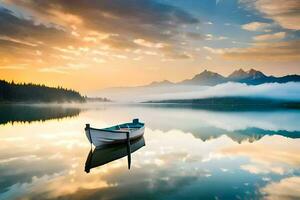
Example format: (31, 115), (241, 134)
(85, 136), (145, 173)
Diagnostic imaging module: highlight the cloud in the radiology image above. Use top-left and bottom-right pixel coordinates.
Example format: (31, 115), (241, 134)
(0, 64), (27, 70)
(223, 40), (300, 61)
(205, 56), (212, 60)
(133, 39), (166, 48)
(185, 32), (204, 40)
(205, 34), (228, 41)
(3, 0), (198, 45)
(0, 35), (38, 47)
(204, 21), (213, 25)
(0, 7), (56, 60)
(38, 67), (69, 74)
(242, 22), (270, 31)
(241, 164), (285, 175)
(220, 135), (300, 174)
(261, 177), (300, 200)
(38, 63), (87, 74)
(253, 32), (286, 41)
(0, 6), (85, 70)
(203, 46), (225, 54)
(240, 0), (300, 30)
(160, 44), (193, 60)
(0, 0), (199, 64)
(0, 7), (71, 46)
(101, 35), (138, 50)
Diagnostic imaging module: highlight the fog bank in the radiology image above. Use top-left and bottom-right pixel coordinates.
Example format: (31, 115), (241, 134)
(93, 82), (300, 102)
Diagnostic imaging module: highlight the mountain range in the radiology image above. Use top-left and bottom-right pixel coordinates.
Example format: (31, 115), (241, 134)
(93, 68), (300, 102)
(147, 68), (300, 87)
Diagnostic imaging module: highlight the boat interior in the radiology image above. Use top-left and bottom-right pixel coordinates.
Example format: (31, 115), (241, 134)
(105, 119), (144, 132)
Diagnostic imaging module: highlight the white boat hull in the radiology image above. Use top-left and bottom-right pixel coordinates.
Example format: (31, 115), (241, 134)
(85, 123), (145, 147)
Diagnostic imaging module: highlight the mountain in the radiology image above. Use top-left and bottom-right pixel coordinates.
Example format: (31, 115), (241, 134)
(147, 80), (174, 87)
(180, 70), (226, 85)
(227, 68), (269, 85)
(172, 68), (300, 86)
(228, 69), (249, 80)
(275, 74), (300, 83)
(92, 68), (300, 102)
(227, 68), (300, 85)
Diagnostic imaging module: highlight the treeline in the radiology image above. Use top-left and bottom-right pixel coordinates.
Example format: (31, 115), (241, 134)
(0, 80), (85, 103)
(145, 97), (300, 110)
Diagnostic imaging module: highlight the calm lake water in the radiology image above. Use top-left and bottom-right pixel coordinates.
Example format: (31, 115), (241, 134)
(1, 104), (300, 200)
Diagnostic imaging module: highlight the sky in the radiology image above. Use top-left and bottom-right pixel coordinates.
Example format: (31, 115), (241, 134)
(0, 0), (299, 92)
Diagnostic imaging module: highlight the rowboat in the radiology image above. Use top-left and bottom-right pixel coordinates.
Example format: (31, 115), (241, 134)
(85, 119), (145, 147)
(85, 136), (145, 172)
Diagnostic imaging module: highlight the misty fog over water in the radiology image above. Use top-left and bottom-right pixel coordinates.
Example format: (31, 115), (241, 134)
(93, 82), (300, 102)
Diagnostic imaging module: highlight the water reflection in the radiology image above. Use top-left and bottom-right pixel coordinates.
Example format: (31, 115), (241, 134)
(0, 105), (80, 125)
(0, 104), (300, 199)
(85, 137), (145, 172)
(1, 103), (299, 143)
(93, 104), (300, 142)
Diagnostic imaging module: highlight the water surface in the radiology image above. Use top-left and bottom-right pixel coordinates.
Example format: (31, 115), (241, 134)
(1, 104), (300, 200)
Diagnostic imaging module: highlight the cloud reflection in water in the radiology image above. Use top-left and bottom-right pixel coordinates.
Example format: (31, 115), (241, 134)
(0, 105), (300, 199)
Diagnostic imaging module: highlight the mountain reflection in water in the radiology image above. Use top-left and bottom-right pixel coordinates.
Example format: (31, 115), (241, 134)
(94, 104), (300, 143)
(85, 137), (145, 173)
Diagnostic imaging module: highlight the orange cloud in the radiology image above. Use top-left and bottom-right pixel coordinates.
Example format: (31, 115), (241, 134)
(241, 0), (300, 30)
(242, 22), (270, 31)
(253, 32), (286, 41)
(261, 176), (300, 200)
(223, 40), (300, 61)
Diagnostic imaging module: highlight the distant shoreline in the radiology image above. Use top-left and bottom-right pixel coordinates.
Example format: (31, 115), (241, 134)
(143, 97), (300, 110)
(0, 101), (111, 106)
